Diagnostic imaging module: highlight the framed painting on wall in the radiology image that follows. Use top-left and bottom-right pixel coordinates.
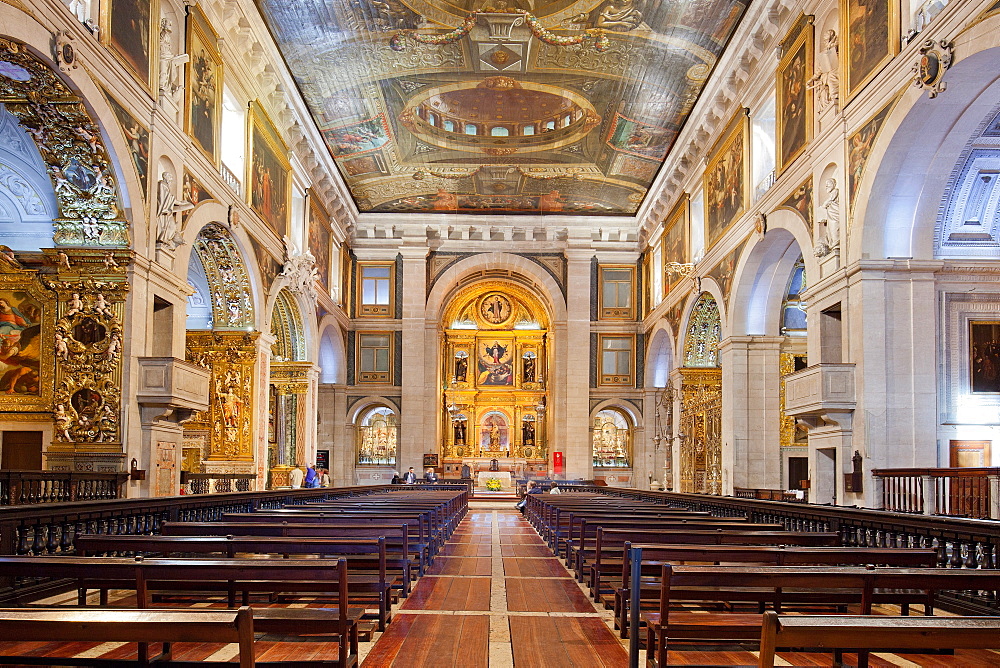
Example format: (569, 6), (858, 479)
(0, 269), (54, 410)
(248, 101), (291, 239)
(185, 5), (222, 164)
(308, 194), (332, 293)
(662, 194), (690, 293)
(841, 0), (898, 102)
(970, 321), (1000, 393)
(704, 109), (749, 250)
(777, 14), (813, 172)
(102, 0), (157, 90)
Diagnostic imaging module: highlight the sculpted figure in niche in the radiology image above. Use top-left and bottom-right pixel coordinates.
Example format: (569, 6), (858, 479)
(453, 418), (466, 445)
(158, 18), (189, 102)
(522, 353), (536, 383)
(821, 177), (840, 247)
(454, 353), (468, 382)
(808, 30), (840, 114)
(522, 420), (535, 446)
(156, 171), (193, 249)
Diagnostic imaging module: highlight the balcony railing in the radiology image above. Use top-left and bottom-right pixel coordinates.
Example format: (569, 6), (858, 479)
(734, 487), (807, 503)
(220, 163), (242, 196)
(180, 472), (256, 495)
(0, 471), (128, 506)
(873, 467), (1000, 520)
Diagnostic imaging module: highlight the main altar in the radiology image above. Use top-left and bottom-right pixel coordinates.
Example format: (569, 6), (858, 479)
(440, 281), (549, 471)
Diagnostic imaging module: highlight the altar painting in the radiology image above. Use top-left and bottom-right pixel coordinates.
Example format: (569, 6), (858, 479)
(480, 412), (509, 453)
(0, 290), (41, 396)
(478, 339), (513, 386)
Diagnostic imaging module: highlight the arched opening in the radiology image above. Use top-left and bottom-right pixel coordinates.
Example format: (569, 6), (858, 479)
(592, 408), (632, 469)
(182, 223), (259, 480)
(266, 289), (308, 488)
(679, 293), (722, 494)
(0, 105), (58, 251)
(356, 405), (398, 467)
(440, 279), (551, 479)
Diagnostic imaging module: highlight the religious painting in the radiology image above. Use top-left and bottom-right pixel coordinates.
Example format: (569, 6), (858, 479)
(248, 101), (291, 238)
(0, 290), (42, 397)
(704, 110), (749, 250)
(777, 15), (813, 172)
(255, 0), (751, 216)
(606, 113), (675, 161)
(249, 235), (282, 291)
(777, 177), (814, 232)
(325, 114), (391, 158)
(104, 0), (155, 89)
(478, 339), (513, 386)
(309, 196), (332, 292)
(181, 170), (214, 224)
(662, 195), (690, 293)
(478, 293), (512, 326)
(971, 321), (1000, 393)
(706, 238), (748, 309)
(848, 99), (895, 209)
(842, 0), (898, 101)
(185, 5), (222, 163)
(103, 91), (150, 195)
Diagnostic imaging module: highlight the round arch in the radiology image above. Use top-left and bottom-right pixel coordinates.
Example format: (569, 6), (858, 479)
(270, 289), (306, 362)
(0, 14), (146, 249)
(851, 20), (1000, 262)
(317, 317), (347, 385)
(185, 222), (257, 330)
(645, 323), (675, 388)
(425, 252), (567, 325)
(729, 217), (811, 337)
(680, 292), (723, 368)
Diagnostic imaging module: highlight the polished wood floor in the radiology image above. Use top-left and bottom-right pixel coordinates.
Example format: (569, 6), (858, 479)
(4, 505), (1000, 666)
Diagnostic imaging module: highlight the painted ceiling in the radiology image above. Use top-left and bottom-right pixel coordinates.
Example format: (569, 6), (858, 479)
(257, 0), (750, 216)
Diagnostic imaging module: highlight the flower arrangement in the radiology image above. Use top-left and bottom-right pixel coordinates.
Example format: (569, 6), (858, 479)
(485, 477), (503, 492)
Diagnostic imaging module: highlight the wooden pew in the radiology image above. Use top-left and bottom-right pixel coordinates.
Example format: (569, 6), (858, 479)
(0, 607), (256, 668)
(758, 613), (1000, 668)
(588, 528), (840, 602)
(76, 535), (396, 631)
(0, 556), (360, 667)
(161, 521), (422, 580)
(641, 565), (1000, 668)
(616, 545), (938, 637)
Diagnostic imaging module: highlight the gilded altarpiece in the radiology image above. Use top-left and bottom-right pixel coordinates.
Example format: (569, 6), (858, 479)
(47, 250), (131, 471)
(268, 362), (311, 487)
(441, 283), (548, 463)
(184, 332), (258, 470)
(679, 368), (722, 495)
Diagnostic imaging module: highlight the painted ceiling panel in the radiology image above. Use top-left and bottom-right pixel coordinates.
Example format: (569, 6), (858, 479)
(257, 0), (750, 216)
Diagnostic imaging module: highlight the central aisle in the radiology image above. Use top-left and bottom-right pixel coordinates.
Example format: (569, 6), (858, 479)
(361, 507), (629, 667)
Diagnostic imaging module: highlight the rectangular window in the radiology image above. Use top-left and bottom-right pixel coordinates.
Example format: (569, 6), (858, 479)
(358, 332), (392, 383)
(599, 335), (633, 386)
(220, 87), (245, 194)
(599, 266), (634, 320)
(358, 263), (393, 317)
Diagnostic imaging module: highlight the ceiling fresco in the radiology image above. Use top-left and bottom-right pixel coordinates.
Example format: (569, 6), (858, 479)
(257, 0), (750, 216)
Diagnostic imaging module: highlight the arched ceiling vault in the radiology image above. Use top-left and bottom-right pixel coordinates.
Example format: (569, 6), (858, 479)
(256, 0), (749, 216)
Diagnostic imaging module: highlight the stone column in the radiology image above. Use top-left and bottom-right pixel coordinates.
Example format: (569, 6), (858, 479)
(399, 248), (429, 474)
(719, 336), (784, 492)
(317, 383), (349, 486)
(561, 248), (593, 480)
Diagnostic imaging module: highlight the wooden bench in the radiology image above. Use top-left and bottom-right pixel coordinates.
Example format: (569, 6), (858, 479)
(0, 606), (255, 667)
(617, 545), (938, 637)
(640, 565), (1000, 668)
(588, 529), (840, 602)
(161, 521), (422, 579)
(76, 535), (397, 631)
(0, 556), (360, 667)
(758, 612), (1000, 668)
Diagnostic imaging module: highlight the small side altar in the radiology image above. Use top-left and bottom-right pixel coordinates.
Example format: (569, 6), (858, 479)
(476, 470), (512, 489)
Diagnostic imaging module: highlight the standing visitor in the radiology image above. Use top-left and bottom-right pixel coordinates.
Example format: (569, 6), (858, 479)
(289, 464), (304, 489)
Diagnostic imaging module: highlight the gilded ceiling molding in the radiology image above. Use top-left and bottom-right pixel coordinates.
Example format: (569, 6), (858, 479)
(0, 37), (129, 247)
(271, 289), (306, 363)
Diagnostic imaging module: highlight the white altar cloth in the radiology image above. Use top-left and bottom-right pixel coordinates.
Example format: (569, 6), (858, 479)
(476, 471), (513, 489)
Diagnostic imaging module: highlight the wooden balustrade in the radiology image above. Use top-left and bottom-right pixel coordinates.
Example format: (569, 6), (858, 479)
(872, 468), (1000, 520)
(733, 487), (807, 503)
(0, 484), (396, 604)
(180, 472), (256, 495)
(0, 471), (128, 506)
(586, 486), (1000, 614)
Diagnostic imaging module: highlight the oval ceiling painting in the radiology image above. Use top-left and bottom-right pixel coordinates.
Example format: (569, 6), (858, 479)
(257, 0), (750, 216)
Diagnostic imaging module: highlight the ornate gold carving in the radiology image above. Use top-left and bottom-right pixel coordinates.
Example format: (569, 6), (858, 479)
(192, 224), (255, 328)
(679, 368), (722, 495)
(185, 332), (259, 461)
(0, 38), (130, 247)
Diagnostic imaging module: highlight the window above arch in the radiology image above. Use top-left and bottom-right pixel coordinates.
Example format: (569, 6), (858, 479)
(781, 258), (807, 337)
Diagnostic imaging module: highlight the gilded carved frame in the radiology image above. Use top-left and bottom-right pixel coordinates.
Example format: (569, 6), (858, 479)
(185, 4), (223, 165)
(0, 264), (55, 411)
(776, 14), (814, 173)
(703, 109), (750, 251)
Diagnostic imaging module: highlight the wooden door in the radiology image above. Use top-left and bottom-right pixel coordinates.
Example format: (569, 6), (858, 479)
(1, 431), (43, 469)
(949, 440), (991, 467)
